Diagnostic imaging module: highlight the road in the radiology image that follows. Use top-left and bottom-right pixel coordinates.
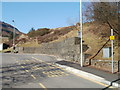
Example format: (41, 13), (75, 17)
(0, 53), (117, 89)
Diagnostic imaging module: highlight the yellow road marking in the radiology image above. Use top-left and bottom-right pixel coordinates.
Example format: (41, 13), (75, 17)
(33, 59), (37, 62)
(39, 83), (47, 90)
(16, 60), (29, 73)
(65, 73), (69, 75)
(71, 72), (114, 88)
(25, 70), (29, 72)
(54, 75), (58, 77)
(35, 67), (39, 70)
(32, 57), (65, 71)
(55, 70), (61, 74)
(43, 70), (68, 78)
(21, 66), (25, 68)
(31, 74), (36, 79)
(26, 60), (29, 62)
(49, 71), (53, 74)
(32, 57), (43, 62)
(31, 67), (42, 70)
(42, 67), (46, 69)
(36, 67), (41, 70)
(32, 57), (115, 88)
(49, 67), (55, 69)
(38, 67), (43, 70)
(47, 63), (66, 71)
(32, 57), (69, 77)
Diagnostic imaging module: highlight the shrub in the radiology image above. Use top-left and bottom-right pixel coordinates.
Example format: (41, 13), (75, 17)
(27, 28), (50, 37)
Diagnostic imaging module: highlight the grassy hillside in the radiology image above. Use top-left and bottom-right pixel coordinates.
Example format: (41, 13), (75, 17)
(83, 22), (118, 60)
(50, 22), (118, 60)
(11, 22), (119, 60)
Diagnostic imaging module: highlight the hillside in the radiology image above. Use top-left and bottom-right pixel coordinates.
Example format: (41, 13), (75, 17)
(54, 22), (118, 60)
(7, 22), (118, 60)
(58, 22), (118, 60)
(9, 26), (76, 47)
(0, 21), (22, 41)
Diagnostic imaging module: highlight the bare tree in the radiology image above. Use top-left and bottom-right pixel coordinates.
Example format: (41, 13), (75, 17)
(83, 1), (119, 63)
(84, 1), (119, 34)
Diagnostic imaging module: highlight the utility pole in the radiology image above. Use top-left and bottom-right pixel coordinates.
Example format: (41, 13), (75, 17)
(80, 0), (83, 67)
(12, 20), (16, 52)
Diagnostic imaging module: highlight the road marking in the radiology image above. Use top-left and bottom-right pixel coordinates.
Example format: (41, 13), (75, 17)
(32, 66), (43, 70)
(32, 57), (43, 62)
(42, 70), (68, 78)
(16, 61), (37, 81)
(21, 66), (25, 68)
(25, 60), (30, 62)
(31, 74), (36, 79)
(32, 57), (115, 88)
(32, 57), (69, 77)
(15, 58), (46, 89)
(25, 70), (29, 72)
(15, 60), (21, 66)
(16, 60), (29, 73)
(32, 57), (65, 71)
(33, 59), (37, 62)
(39, 83), (47, 90)
(47, 63), (66, 71)
(70, 71), (114, 88)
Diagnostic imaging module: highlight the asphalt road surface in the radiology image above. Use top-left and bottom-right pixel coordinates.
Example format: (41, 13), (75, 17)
(0, 53), (117, 89)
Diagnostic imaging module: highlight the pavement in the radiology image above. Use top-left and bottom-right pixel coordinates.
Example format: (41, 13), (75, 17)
(55, 60), (120, 89)
(1, 53), (119, 89)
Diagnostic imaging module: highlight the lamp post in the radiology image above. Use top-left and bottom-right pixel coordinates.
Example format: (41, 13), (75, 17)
(12, 20), (15, 52)
(80, 0), (83, 67)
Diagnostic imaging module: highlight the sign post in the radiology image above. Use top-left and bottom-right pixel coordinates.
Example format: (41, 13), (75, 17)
(110, 29), (114, 73)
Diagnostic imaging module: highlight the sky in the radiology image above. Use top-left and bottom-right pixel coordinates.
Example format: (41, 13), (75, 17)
(2, 2), (80, 33)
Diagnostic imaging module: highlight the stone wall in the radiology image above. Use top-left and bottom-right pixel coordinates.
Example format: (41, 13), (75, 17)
(21, 37), (89, 63)
(17, 37), (119, 72)
(91, 60), (119, 72)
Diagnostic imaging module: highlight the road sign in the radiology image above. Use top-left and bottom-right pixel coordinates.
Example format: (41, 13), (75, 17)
(110, 36), (115, 40)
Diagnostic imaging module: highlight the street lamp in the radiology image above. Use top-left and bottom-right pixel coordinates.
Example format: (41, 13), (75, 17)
(80, 0), (83, 67)
(12, 20), (16, 51)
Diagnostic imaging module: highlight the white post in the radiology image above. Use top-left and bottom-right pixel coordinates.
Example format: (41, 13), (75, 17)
(111, 29), (114, 73)
(80, 0), (83, 67)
